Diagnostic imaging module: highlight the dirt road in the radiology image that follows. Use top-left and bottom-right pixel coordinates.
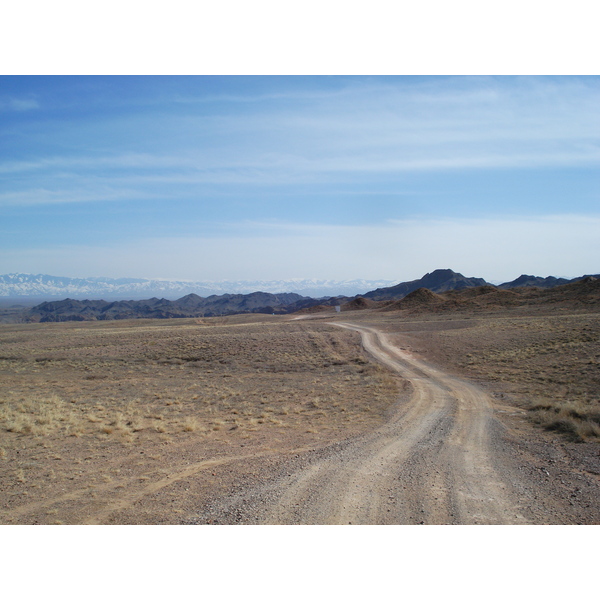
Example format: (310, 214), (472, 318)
(4, 316), (598, 525)
(195, 322), (535, 524)
(265, 323), (525, 524)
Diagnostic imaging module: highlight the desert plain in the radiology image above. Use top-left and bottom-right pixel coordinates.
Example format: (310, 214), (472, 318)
(1, 293), (599, 524)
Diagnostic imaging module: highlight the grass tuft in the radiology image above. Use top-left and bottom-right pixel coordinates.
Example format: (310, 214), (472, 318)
(529, 400), (600, 442)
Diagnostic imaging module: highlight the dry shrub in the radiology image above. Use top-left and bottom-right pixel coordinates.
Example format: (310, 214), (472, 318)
(211, 419), (225, 431)
(129, 417), (145, 432)
(0, 394), (79, 436)
(109, 412), (129, 432)
(182, 417), (199, 432)
(0, 319), (399, 456)
(529, 399), (600, 442)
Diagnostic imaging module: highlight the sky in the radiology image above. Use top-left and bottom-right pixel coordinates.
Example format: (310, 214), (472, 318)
(1, 75), (599, 284)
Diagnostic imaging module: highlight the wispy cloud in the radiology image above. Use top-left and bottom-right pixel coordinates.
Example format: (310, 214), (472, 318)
(3, 215), (599, 283)
(0, 186), (154, 207)
(0, 153), (191, 175)
(0, 96), (39, 111)
(2, 77), (600, 208)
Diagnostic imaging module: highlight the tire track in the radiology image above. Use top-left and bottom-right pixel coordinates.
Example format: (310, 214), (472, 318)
(228, 322), (527, 524)
(0, 446), (313, 524)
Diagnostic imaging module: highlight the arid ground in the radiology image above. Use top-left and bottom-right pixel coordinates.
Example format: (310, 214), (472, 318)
(1, 303), (598, 524)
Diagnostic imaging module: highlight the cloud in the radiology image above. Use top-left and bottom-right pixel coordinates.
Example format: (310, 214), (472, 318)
(0, 97), (39, 111)
(0, 186), (154, 207)
(2, 77), (600, 208)
(0, 153), (196, 175)
(3, 215), (599, 283)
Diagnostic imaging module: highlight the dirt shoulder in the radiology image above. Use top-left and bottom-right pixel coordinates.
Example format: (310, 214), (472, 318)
(328, 307), (600, 523)
(188, 320), (600, 524)
(2, 305), (598, 525)
(0, 317), (397, 524)
(359, 307), (600, 440)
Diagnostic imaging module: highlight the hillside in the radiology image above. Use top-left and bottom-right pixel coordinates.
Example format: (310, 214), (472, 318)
(25, 292), (307, 322)
(499, 273), (599, 289)
(363, 269), (489, 301)
(372, 277), (600, 315)
(6, 268), (599, 323)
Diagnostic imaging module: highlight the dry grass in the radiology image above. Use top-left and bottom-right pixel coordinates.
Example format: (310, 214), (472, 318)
(0, 316), (399, 524)
(527, 399), (600, 442)
(363, 310), (600, 442)
(0, 394), (83, 437)
(453, 316), (600, 441)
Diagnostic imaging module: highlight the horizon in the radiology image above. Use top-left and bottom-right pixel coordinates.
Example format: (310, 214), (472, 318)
(2, 266), (596, 291)
(2, 76), (599, 283)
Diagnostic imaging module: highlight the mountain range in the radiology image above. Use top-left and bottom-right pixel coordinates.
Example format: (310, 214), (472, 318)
(26, 292), (307, 322)
(0, 273), (399, 300)
(2, 271), (594, 303)
(362, 269), (489, 301)
(14, 268), (598, 323)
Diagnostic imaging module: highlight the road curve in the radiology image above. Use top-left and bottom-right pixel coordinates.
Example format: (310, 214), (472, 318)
(197, 322), (529, 524)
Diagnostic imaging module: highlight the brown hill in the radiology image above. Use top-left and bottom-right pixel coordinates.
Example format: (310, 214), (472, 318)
(380, 288), (447, 311)
(364, 269), (488, 301)
(341, 297), (378, 311)
(377, 278), (600, 315)
(534, 276), (600, 306)
(293, 304), (337, 315)
(446, 285), (520, 307)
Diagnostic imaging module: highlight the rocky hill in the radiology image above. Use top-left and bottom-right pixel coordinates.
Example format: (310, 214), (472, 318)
(25, 292), (307, 322)
(363, 269), (489, 301)
(498, 274), (597, 289)
(377, 277), (600, 314)
(7, 269), (599, 323)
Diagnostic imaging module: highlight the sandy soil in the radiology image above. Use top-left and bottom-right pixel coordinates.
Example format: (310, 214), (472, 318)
(189, 320), (600, 524)
(1, 306), (599, 525)
(0, 316), (396, 524)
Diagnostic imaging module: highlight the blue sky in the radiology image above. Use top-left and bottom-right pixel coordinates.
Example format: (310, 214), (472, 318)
(1, 75), (599, 283)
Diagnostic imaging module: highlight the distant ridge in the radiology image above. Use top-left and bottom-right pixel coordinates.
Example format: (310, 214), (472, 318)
(363, 269), (489, 301)
(25, 292), (307, 322)
(4, 268), (599, 323)
(499, 274), (573, 289)
(0, 273), (398, 300)
(3, 271), (598, 302)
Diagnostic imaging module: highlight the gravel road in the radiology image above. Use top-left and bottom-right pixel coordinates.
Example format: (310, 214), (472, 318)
(193, 322), (599, 524)
(257, 322), (523, 524)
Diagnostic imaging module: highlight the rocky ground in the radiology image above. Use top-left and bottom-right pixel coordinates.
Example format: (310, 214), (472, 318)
(1, 300), (598, 525)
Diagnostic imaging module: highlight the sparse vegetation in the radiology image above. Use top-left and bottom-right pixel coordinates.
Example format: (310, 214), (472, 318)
(3, 291), (597, 524)
(0, 316), (398, 524)
(379, 310), (600, 442)
(528, 399), (600, 442)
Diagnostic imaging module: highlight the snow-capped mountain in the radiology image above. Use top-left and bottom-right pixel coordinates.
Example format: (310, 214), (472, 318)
(0, 273), (400, 300)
